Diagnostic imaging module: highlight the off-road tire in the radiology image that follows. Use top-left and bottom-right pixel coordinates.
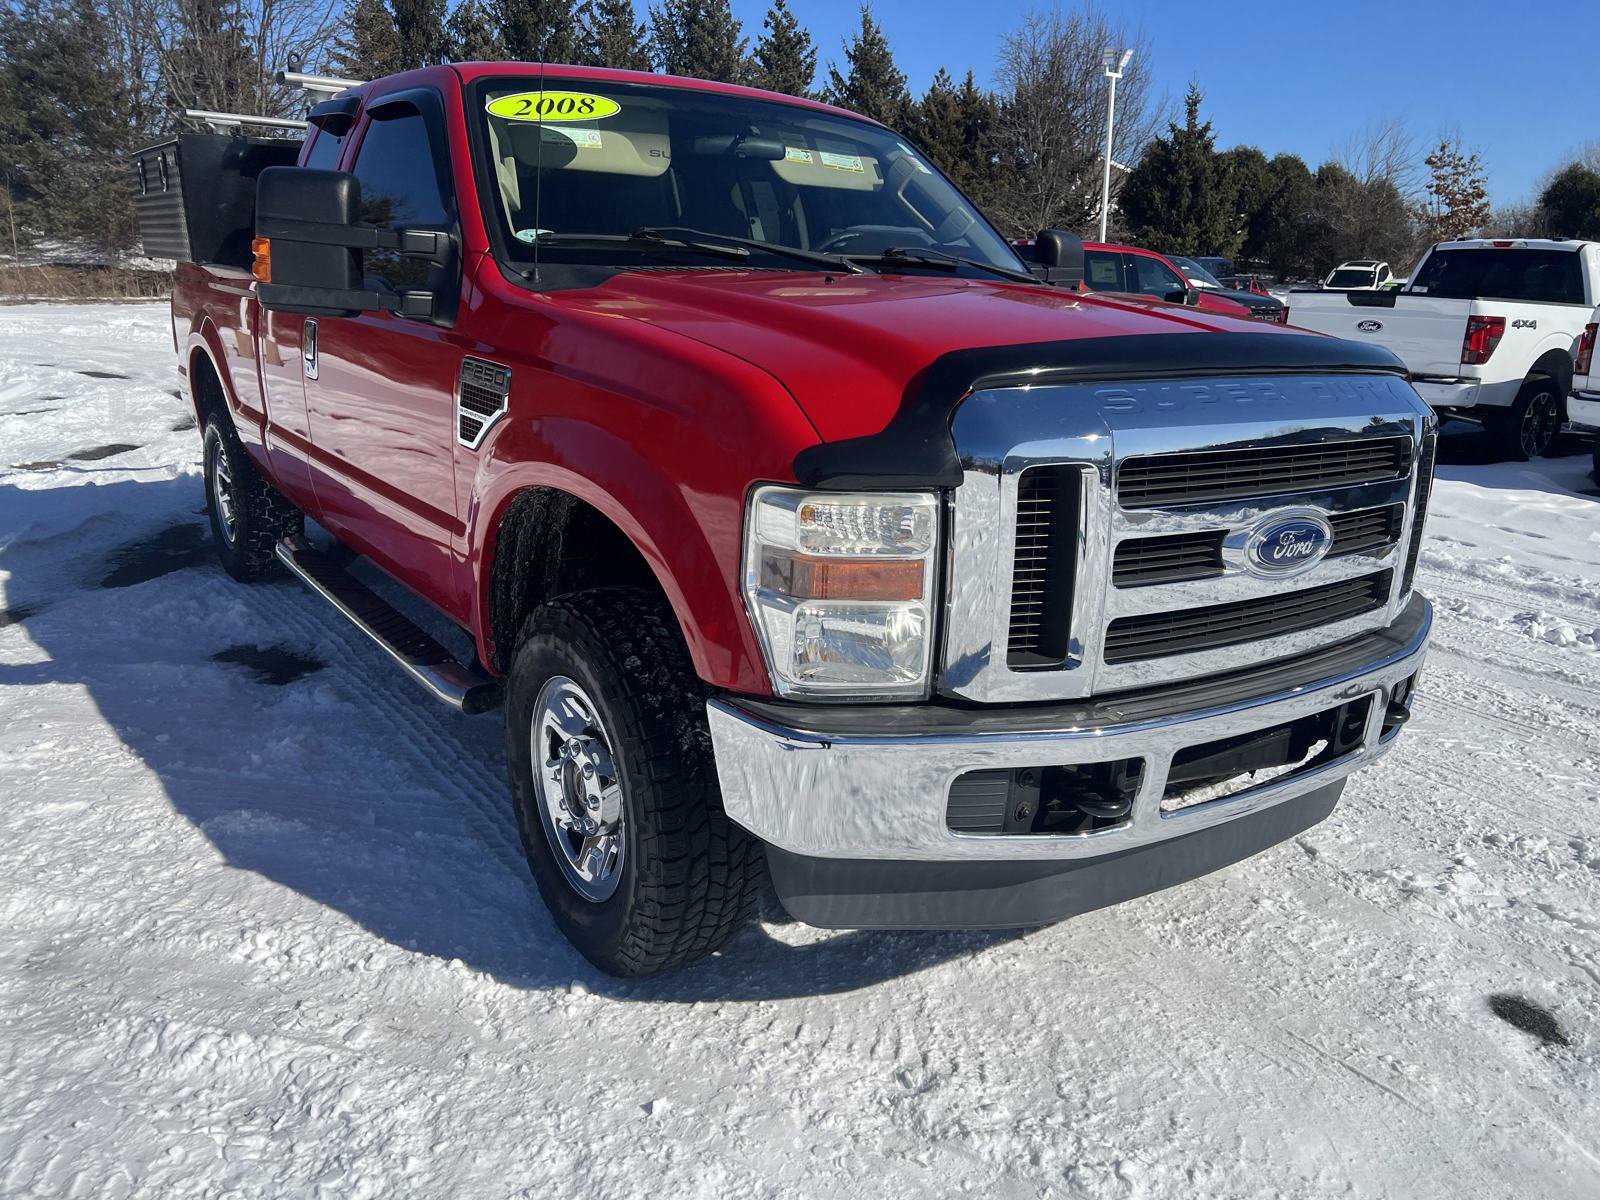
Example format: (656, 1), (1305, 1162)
(505, 586), (764, 976)
(203, 421), (303, 582)
(1485, 379), (1563, 462)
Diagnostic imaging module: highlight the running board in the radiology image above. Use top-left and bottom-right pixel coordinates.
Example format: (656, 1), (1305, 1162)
(274, 536), (501, 715)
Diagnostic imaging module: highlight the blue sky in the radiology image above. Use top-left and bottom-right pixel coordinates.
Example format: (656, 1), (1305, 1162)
(748, 0), (1591, 206)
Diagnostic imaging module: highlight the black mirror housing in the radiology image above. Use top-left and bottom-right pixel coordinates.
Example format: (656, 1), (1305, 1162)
(1032, 229), (1085, 287)
(257, 167), (364, 313)
(254, 166), (453, 320)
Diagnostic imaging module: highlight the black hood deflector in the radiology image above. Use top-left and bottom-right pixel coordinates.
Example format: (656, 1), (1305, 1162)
(791, 331), (1408, 489)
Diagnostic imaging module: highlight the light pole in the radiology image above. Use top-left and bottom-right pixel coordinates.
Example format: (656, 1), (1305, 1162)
(1099, 47), (1133, 243)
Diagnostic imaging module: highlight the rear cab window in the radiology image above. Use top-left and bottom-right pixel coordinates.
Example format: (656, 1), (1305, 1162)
(1410, 248), (1585, 305)
(302, 126), (348, 170)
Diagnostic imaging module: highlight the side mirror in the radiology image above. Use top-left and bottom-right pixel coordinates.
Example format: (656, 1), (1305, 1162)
(1168, 287), (1201, 306)
(254, 166), (451, 320)
(1032, 228), (1085, 287)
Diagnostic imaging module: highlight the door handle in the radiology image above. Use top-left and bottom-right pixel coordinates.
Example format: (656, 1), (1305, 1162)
(303, 319), (319, 380)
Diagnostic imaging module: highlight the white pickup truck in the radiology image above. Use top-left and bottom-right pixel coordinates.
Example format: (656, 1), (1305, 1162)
(1568, 316), (1599, 477)
(1288, 239), (1597, 459)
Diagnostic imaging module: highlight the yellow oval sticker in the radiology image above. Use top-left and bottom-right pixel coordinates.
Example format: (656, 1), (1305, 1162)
(486, 91), (621, 123)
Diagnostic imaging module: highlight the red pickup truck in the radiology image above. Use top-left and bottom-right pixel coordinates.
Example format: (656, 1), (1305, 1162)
(139, 63), (1434, 976)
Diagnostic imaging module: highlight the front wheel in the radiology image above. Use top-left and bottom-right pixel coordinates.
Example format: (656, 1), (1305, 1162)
(1486, 382), (1563, 462)
(504, 587), (763, 976)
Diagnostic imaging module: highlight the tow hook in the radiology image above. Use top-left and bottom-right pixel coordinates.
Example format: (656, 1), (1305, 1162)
(1071, 789), (1134, 821)
(1384, 699), (1411, 728)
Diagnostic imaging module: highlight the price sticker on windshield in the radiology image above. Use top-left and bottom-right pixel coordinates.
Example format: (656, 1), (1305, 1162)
(486, 91), (621, 122)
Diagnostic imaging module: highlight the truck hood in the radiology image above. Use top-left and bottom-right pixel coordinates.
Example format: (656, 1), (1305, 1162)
(570, 270), (1287, 443)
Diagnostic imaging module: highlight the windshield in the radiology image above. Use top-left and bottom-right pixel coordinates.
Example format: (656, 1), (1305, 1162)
(472, 77), (1022, 275)
(1327, 268), (1377, 288)
(1409, 248), (1585, 304)
(1171, 256), (1223, 288)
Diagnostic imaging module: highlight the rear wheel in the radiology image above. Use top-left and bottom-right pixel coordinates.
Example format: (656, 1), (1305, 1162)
(504, 586), (763, 976)
(203, 421), (302, 582)
(1485, 380), (1563, 462)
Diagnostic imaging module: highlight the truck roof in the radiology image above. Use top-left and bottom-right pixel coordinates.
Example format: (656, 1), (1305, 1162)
(356, 61), (881, 129)
(1430, 238), (1585, 252)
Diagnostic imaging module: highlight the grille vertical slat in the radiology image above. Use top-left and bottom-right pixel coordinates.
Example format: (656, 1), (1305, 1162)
(1401, 431), (1436, 594)
(1007, 467), (1081, 667)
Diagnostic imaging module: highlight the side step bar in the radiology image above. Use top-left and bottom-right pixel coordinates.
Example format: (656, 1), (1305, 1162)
(275, 536), (502, 715)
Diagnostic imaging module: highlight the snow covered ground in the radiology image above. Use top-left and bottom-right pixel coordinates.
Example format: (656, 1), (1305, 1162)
(1, 303), (1598, 1199)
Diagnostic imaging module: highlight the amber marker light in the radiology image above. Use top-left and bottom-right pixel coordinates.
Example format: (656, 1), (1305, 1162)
(251, 237), (272, 283)
(760, 550), (924, 601)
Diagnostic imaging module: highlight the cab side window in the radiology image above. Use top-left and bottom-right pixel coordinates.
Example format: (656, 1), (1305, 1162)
(350, 106), (453, 291)
(1130, 253), (1187, 300)
(1083, 249), (1125, 292)
(302, 126), (347, 171)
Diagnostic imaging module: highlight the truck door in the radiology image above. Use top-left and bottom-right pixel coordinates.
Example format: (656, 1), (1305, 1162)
(302, 88), (467, 619)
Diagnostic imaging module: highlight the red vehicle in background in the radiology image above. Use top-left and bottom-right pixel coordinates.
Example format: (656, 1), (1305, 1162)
(1081, 242), (1254, 318)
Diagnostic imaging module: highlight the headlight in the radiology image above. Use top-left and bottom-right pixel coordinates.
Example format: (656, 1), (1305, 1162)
(743, 486), (938, 699)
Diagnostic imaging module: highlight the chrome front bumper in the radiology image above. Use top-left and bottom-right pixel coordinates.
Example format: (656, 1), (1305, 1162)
(708, 598), (1429, 863)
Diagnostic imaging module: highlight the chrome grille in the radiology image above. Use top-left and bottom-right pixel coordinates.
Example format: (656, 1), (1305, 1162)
(944, 372), (1433, 704)
(1103, 571), (1393, 664)
(1111, 504), (1402, 589)
(1117, 436), (1411, 509)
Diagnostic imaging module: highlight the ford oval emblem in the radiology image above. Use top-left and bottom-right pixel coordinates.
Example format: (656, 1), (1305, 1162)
(1356, 319), (1383, 332)
(1248, 514), (1332, 575)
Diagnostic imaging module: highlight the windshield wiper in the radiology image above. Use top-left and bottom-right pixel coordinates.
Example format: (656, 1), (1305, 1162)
(633, 227), (866, 274)
(527, 230), (751, 262)
(848, 246), (1040, 285)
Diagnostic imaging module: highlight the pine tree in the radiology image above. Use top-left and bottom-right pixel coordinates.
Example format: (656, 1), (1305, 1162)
(493, 0), (580, 62)
(911, 69), (998, 206)
(328, 0), (403, 79)
(0, 0), (139, 252)
(1118, 84), (1237, 256)
(392, 0), (448, 67)
(446, 0), (503, 61)
(649, 0), (748, 82)
(751, 0), (813, 96)
(579, 0), (650, 71)
(1541, 164), (1600, 239)
(822, 5), (909, 130)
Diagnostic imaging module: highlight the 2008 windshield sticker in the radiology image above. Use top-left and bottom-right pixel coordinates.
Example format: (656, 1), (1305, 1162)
(486, 91), (621, 122)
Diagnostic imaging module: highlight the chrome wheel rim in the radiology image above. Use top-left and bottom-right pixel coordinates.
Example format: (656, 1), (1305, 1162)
(531, 676), (625, 903)
(1521, 393), (1558, 458)
(210, 437), (238, 547)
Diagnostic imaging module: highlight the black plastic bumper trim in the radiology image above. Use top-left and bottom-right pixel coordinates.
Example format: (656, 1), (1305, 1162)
(766, 780), (1343, 928)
